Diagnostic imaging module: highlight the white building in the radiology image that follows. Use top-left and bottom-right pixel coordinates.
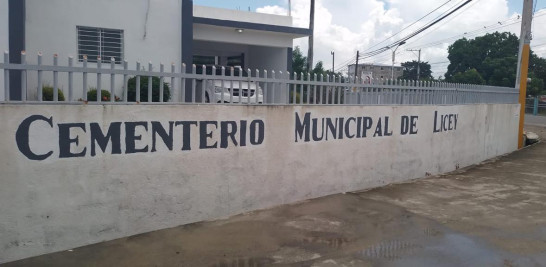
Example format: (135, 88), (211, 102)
(348, 63), (404, 81)
(2, 0), (310, 101)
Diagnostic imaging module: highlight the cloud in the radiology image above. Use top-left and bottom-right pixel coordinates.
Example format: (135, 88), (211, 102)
(257, 0), (546, 78)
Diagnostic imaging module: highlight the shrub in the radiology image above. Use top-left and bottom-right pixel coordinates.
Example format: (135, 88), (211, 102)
(42, 86), (65, 101)
(127, 76), (170, 102)
(87, 89), (113, 102)
(289, 91), (301, 104)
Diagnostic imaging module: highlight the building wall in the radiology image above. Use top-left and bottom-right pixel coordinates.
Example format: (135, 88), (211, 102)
(0, 103), (519, 263)
(349, 64), (403, 80)
(194, 24), (294, 48)
(248, 46), (288, 71)
(0, 0), (8, 101)
(194, 5), (292, 27)
(23, 0), (182, 100)
(193, 41), (288, 72)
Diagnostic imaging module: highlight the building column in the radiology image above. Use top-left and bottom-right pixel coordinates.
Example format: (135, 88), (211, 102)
(8, 0), (25, 101)
(182, 0), (193, 102)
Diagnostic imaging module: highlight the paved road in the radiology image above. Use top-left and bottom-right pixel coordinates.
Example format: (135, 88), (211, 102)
(6, 127), (546, 267)
(526, 114), (546, 126)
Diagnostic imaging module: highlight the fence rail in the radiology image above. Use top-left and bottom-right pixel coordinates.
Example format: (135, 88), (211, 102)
(0, 51), (519, 105)
(526, 97), (546, 115)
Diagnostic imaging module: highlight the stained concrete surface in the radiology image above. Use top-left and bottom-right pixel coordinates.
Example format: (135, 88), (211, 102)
(4, 125), (546, 267)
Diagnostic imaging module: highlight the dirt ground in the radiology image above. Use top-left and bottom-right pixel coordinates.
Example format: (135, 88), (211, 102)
(5, 124), (546, 267)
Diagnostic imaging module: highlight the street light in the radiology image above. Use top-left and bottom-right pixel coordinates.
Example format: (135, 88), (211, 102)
(391, 41), (406, 80)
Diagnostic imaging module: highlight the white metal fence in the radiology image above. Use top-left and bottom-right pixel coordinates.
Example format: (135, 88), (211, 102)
(1, 52), (519, 105)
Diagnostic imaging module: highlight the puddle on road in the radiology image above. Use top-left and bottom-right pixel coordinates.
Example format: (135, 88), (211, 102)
(356, 230), (545, 267)
(210, 257), (275, 267)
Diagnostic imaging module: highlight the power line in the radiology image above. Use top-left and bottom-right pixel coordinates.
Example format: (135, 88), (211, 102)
(360, 0), (475, 60)
(336, 0), (479, 72)
(400, 0), (483, 49)
(404, 11), (546, 51)
(334, 0), (466, 71)
(359, 0), (455, 53)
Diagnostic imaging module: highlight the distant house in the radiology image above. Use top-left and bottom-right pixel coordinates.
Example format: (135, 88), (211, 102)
(348, 63), (404, 81)
(1, 0), (311, 101)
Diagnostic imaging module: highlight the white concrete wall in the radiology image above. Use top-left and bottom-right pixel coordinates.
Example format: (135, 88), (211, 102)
(0, 103), (520, 263)
(194, 5), (292, 27)
(24, 0), (182, 100)
(0, 0), (8, 101)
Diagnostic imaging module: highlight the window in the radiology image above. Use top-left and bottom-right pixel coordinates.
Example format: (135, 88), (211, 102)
(77, 26), (124, 64)
(193, 55), (217, 66)
(227, 54), (244, 69)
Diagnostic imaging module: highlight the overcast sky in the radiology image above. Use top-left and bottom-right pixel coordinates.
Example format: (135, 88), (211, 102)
(195, 0), (546, 78)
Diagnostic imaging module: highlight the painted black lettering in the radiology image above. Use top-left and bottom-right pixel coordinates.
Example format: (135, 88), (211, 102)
(151, 121), (174, 152)
(250, 120), (265, 145)
(401, 116), (409, 135)
(356, 117), (363, 138)
(373, 118), (383, 137)
(433, 111), (440, 133)
(312, 118), (325, 141)
(295, 112), (311, 142)
(362, 117), (373, 137)
(410, 116), (418, 135)
(240, 120), (247, 147)
(16, 115), (54, 161)
(200, 121), (218, 149)
(384, 116), (393, 136)
(326, 118), (338, 140)
(90, 122), (122, 156)
(58, 123), (86, 158)
(338, 118), (345, 139)
(220, 121), (238, 148)
(175, 121), (198, 151)
(345, 117), (356, 139)
(125, 122), (149, 154)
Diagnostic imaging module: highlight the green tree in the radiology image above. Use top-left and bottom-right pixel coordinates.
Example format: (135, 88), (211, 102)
(529, 52), (546, 96)
(401, 60), (433, 80)
(445, 32), (519, 85)
(291, 47), (345, 103)
(444, 31), (546, 93)
(292, 46), (308, 75)
(292, 47), (342, 79)
(528, 74), (545, 97)
(451, 69), (486, 85)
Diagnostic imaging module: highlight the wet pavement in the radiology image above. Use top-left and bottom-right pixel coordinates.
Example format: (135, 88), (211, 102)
(526, 114), (546, 126)
(5, 125), (546, 267)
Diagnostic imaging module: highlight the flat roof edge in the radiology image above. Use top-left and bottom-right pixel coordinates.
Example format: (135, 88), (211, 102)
(193, 17), (312, 36)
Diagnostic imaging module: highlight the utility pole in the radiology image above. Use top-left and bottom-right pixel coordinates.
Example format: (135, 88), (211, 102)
(407, 49), (422, 80)
(331, 51), (335, 73)
(307, 0), (315, 72)
(354, 51), (359, 79)
(516, 0), (533, 149)
(288, 0), (291, 16)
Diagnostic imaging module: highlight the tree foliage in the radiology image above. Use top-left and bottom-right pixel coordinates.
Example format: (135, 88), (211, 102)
(445, 32), (546, 95)
(401, 60), (433, 80)
(292, 46), (340, 79)
(291, 47), (344, 104)
(451, 69), (486, 85)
